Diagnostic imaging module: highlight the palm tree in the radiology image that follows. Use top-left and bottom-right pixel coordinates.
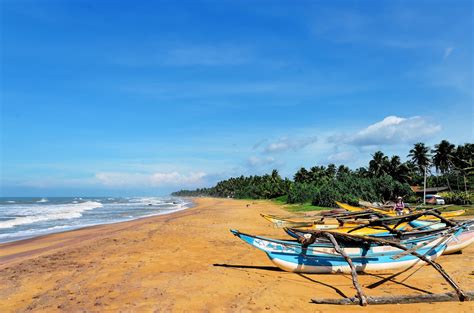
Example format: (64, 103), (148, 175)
(408, 143), (432, 203)
(368, 151), (389, 177)
(432, 140), (455, 191)
(354, 167), (369, 178)
(452, 144), (473, 192)
(336, 165), (351, 179)
(309, 166), (325, 182)
(294, 167), (309, 183)
(387, 155), (411, 183)
(325, 164), (337, 179)
(408, 143), (431, 174)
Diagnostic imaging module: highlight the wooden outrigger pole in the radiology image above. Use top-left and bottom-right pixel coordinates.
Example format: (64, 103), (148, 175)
(323, 232), (368, 306)
(297, 225), (470, 306)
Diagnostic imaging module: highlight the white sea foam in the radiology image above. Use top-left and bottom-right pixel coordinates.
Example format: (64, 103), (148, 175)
(6, 200), (15, 203)
(0, 197), (192, 243)
(0, 201), (103, 229)
(0, 225), (73, 240)
(37, 198), (49, 203)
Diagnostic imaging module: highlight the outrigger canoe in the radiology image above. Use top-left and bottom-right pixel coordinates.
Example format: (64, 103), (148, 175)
(261, 212), (409, 235)
(230, 226), (462, 274)
(285, 214), (474, 255)
(408, 220), (474, 254)
(292, 223), (409, 235)
(260, 213), (320, 228)
(260, 210), (386, 228)
(335, 202), (465, 218)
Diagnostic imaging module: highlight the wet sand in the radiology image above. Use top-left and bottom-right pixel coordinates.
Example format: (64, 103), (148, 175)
(0, 197), (473, 312)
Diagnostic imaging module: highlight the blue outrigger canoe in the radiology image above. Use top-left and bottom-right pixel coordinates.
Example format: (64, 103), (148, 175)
(230, 227), (463, 274)
(408, 220), (474, 254)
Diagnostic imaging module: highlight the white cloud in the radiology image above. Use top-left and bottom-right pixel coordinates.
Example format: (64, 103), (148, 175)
(347, 116), (441, 146)
(247, 156), (276, 167)
(150, 171), (207, 186)
(95, 171), (207, 187)
(328, 151), (355, 163)
(263, 136), (318, 153)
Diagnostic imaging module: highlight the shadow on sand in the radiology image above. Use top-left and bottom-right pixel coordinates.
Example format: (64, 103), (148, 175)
(213, 263), (283, 272)
(213, 263), (349, 298)
(214, 263), (433, 297)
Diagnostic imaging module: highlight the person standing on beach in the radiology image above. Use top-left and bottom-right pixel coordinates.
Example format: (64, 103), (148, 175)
(393, 197), (405, 216)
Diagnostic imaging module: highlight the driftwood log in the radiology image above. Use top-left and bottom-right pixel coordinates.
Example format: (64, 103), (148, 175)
(312, 291), (474, 305)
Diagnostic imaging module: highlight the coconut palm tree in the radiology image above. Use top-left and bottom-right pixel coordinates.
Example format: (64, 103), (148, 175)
(408, 143), (432, 203)
(294, 167), (309, 183)
(432, 140), (456, 191)
(368, 151), (389, 177)
(452, 143), (473, 192)
(325, 164), (337, 179)
(407, 142), (431, 174)
(387, 155), (411, 183)
(354, 167), (369, 178)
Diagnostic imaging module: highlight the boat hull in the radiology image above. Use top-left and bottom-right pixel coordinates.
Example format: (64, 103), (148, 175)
(409, 220), (474, 254)
(231, 230), (452, 274)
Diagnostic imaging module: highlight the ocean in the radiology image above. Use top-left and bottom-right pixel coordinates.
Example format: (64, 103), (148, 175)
(0, 197), (192, 244)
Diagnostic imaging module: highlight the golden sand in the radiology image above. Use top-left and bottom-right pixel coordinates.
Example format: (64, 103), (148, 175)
(0, 198), (473, 312)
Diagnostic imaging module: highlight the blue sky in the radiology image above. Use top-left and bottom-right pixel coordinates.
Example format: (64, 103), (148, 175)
(1, 0), (472, 196)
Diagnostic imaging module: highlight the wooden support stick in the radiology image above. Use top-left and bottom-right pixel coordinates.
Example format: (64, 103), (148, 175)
(303, 227), (467, 301)
(312, 291), (474, 305)
(323, 233), (368, 306)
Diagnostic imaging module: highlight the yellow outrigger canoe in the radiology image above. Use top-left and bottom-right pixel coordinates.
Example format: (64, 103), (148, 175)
(335, 202), (465, 218)
(293, 223), (409, 235)
(260, 213), (408, 235)
(260, 213), (324, 228)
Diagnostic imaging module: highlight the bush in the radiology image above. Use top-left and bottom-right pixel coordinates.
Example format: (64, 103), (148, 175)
(287, 183), (318, 204)
(438, 191), (473, 205)
(311, 174), (413, 207)
(312, 183), (359, 207)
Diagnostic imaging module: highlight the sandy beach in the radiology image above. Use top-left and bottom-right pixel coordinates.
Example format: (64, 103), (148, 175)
(0, 197), (473, 312)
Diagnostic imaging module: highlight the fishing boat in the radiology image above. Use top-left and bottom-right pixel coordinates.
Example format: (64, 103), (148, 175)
(336, 202), (465, 218)
(408, 220), (474, 254)
(260, 210), (386, 229)
(260, 213), (320, 228)
(230, 227), (462, 274)
(285, 218), (474, 255)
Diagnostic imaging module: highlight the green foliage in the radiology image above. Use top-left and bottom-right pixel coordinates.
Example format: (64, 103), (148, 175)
(288, 172), (413, 207)
(173, 170), (291, 199)
(312, 183), (358, 207)
(272, 195), (288, 203)
(287, 183), (318, 204)
(438, 191), (473, 205)
(173, 140), (473, 207)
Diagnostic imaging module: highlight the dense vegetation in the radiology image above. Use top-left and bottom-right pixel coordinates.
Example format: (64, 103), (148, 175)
(173, 140), (473, 207)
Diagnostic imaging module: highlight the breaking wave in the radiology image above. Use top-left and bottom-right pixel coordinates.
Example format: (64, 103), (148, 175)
(0, 201), (103, 229)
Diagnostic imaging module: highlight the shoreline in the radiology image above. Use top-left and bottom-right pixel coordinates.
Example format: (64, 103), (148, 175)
(0, 197), (195, 246)
(0, 198), (197, 268)
(1, 198), (473, 312)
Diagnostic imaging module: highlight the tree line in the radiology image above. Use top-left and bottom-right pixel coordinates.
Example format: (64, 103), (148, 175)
(172, 140), (473, 207)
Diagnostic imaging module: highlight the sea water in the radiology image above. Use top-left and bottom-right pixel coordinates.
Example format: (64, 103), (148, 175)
(0, 197), (192, 243)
